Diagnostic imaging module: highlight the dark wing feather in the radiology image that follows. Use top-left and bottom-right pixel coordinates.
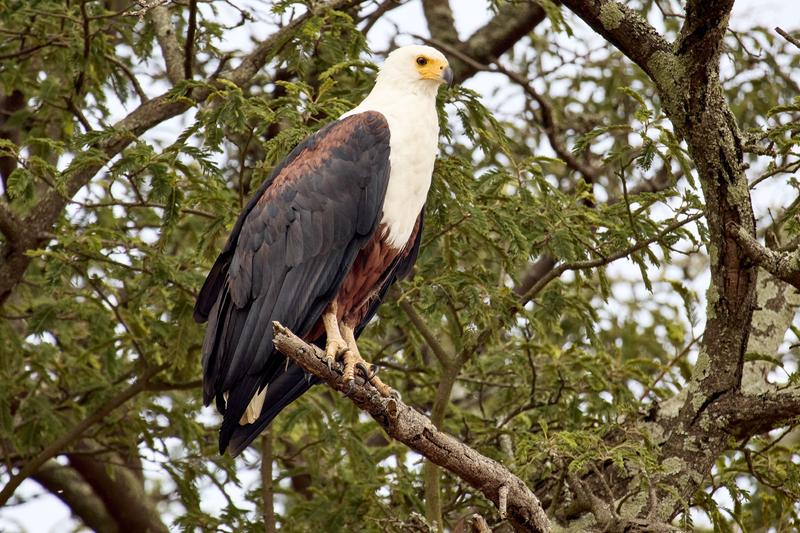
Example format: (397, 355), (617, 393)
(227, 212), (425, 457)
(195, 112), (392, 455)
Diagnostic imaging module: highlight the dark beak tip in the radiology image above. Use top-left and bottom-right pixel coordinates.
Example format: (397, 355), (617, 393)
(443, 67), (454, 87)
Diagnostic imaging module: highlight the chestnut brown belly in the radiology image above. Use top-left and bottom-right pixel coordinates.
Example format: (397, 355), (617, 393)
(304, 225), (398, 340)
(335, 225), (399, 328)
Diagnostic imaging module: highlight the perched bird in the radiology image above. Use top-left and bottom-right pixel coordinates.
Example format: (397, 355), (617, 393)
(194, 45), (452, 456)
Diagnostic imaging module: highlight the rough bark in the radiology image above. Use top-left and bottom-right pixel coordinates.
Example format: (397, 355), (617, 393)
(728, 224), (800, 290)
(555, 0), (776, 525)
(272, 322), (551, 533)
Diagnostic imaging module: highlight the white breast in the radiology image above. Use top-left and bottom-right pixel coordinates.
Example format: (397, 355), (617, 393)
(342, 95), (439, 249)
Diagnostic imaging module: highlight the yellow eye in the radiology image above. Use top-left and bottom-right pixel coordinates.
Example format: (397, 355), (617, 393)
(416, 56), (428, 66)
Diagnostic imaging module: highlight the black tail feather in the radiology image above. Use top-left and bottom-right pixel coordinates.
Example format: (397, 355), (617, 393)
(221, 362), (319, 456)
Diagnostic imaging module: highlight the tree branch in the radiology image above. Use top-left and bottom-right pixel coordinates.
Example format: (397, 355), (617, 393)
(559, 0), (671, 78)
(776, 27), (800, 50)
(0, 201), (22, 246)
(453, 3), (548, 84)
(422, 36), (602, 184)
(399, 299), (453, 368)
(68, 448), (168, 533)
(184, 0), (198, 80)
(32, 461), (119, 533)
(520, 212), (703, 304)
(675, 0), (735, 62)
(150, 4), (185, 85)
(271, 322), (551, 533)
(421, 0), (459, 47)
(0, 364), (165, 507)
(562, 0), (759, 524)
(728, 223), (800, 290)
(716, 386), (800, 438)
(261, 428), (276, 533)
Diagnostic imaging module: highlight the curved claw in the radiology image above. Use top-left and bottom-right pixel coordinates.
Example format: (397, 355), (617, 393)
(355, 361), (376, 381)
(389, 388), (402, 401)
(344, 378), (356, 396)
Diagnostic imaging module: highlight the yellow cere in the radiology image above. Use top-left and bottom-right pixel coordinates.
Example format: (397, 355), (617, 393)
(415, 55), (448, 81)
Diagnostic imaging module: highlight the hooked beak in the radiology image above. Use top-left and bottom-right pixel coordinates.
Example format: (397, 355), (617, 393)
(442, 66), (454, 87)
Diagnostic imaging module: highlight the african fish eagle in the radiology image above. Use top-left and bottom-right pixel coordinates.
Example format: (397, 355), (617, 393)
(193, 45), (453, 456)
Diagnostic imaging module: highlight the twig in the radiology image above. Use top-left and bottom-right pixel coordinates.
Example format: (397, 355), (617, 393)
(261, 428), (276, 533)
(73, 0), (92, 95)
(184, 0), (197, 80)
(271, 322), (551, 532)
(498, 484), (509, 519)
(521, 213), (703, 304)
(776, 27), (800, 50)
(420, 36), (602, 184)
(399, 299), (453, 368)
(360, 0), (405, 35)
(104, 53), (149, 103)
(639, 335), (701, 400)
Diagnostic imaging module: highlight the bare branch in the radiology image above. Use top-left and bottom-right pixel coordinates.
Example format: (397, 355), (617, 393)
(150, 5), (185, 85)
(453, 3), (548, 84)
(68, 448), (169, 533)
(559, 0), (671, 78)
(272, 323), (551, 533)
(184, 0), (198, 79)
(776, 27), (800, 50)
(728, 223), (800, 290)
(715, 386), (800, 438)
(421, 0), (459, 47)
(261, 429), (276, 533)
(360, 0), (406, 35)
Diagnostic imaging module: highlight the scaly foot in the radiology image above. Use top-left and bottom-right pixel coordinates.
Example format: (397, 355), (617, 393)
(320, 303), (348, 371)
(322, 336), (348, 371)
(341, 324), (396, 398)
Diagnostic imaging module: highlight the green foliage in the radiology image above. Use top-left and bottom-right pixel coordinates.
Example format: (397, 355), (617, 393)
(0, 0), (798, 532)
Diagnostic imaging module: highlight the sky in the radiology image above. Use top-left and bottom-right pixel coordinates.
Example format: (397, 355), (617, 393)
(2, 0), (799, 531)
